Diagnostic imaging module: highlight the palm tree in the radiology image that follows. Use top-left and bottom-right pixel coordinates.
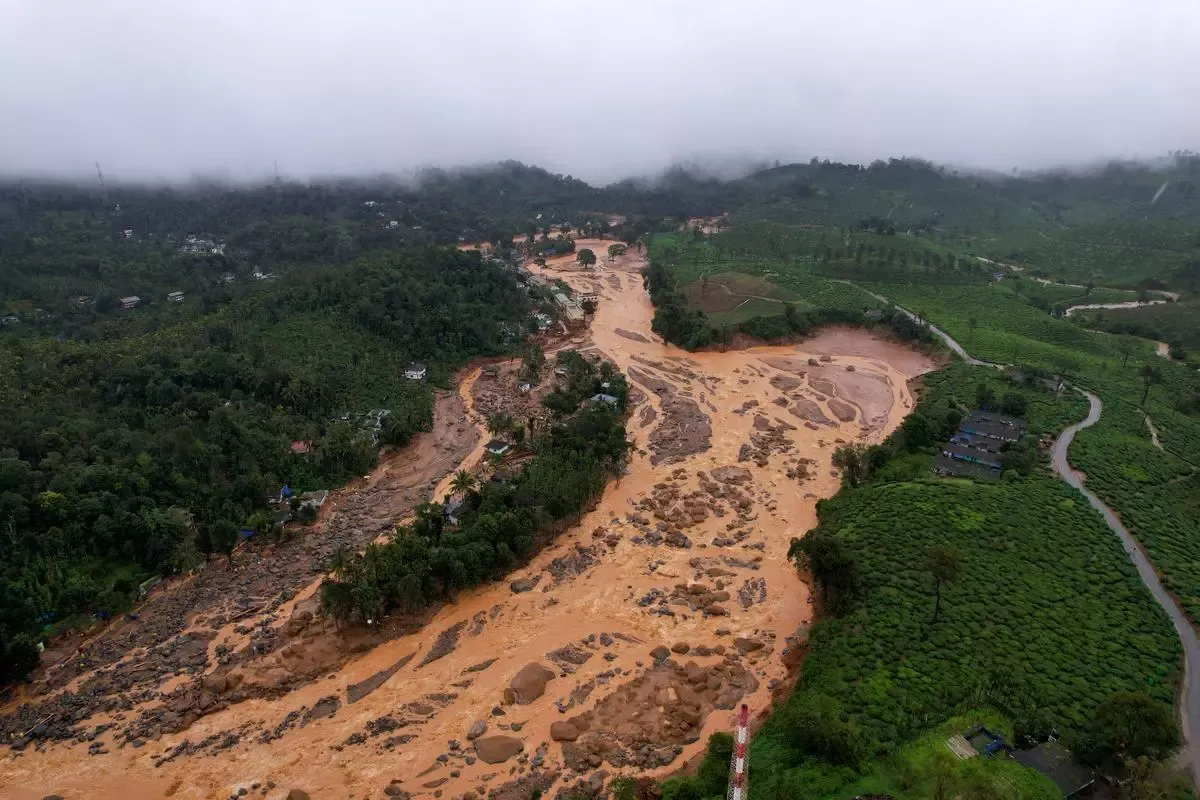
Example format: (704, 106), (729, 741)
(486, 412), (509, 438)
(450, 470), (476, 498)
(328, 544), (351, 578)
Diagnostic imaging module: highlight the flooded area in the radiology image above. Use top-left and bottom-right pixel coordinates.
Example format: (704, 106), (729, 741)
(1, 242), (934, 800)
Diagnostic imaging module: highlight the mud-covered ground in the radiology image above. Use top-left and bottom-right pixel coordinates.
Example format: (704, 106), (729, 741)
(0, 243), (934, 800)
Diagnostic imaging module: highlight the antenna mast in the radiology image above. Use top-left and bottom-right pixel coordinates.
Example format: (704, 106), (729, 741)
(94, 162), (109, 205)
(726, 704), (750, 800)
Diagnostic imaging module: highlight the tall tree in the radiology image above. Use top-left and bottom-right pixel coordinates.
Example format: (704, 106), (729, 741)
(788, 531), (860, 616)
(576, 248), (597, 269)
(1122, 756), (1191, 800)
(1139, 364), (1163, 406)
(449, 470), (476, 498)
(1087, 692), (1180, 765)
(486, 412), (512, 438)
(832, 443), (872, 487)
(925, 545), (960, 623)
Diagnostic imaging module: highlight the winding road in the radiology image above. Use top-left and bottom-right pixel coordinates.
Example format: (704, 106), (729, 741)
(1052, 392), (1200, 784)
(865, 285), (1200, 784)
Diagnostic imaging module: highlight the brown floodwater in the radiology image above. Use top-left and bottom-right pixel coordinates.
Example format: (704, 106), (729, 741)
(1, 243), (934, 800)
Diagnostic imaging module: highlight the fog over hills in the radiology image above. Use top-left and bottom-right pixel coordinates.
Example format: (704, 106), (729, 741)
(2, 0), (1198, 184)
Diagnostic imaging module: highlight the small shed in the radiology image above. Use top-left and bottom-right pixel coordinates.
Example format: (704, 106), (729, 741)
(485, 439), (511, 457)
(589, 393), (620, 408)
(290, 441), (313, 456)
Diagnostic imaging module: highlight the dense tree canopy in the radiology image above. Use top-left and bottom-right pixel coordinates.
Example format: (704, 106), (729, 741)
(0, 246), (529, 683)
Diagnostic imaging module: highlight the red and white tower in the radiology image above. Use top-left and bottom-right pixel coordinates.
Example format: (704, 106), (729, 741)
(726, 703), (750, 800)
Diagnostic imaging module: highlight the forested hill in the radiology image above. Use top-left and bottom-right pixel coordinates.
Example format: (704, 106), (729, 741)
(5, 155), (1199, 325)
(724, 155), (1200, 289)
(0, 246), (528, 683)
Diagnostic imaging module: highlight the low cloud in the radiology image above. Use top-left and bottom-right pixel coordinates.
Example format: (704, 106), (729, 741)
(2, 0), (1197, 184)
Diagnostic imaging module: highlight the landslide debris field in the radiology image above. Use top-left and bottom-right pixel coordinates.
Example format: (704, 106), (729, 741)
(0, 245), (934, 800)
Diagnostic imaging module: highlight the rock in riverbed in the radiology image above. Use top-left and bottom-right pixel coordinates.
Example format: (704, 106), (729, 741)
(505, 662), (554, 705)
(474, 735), (523, 764)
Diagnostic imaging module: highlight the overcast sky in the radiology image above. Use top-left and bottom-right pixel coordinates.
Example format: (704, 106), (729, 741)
(2, 0), (1198, 185)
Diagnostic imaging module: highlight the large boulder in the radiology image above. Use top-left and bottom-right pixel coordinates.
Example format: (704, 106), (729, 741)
(734, 637), (764, 654)
(711, 466), (752, 485)
(509, 577), (538, 593)
(550, 721), (580, 742)
(467, 720), (487, 740)
(474, 735), (524, 764)
(508, 662), (555, 705)
(282, 609), (314, 637)
(201, 673), (227, 693)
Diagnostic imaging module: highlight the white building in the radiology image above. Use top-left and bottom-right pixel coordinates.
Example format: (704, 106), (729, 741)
(404, 363), (427, 380)
(120, 296), (140, 309)
(167, 291), (185, 303)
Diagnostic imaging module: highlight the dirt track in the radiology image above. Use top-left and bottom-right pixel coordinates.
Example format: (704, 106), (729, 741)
(0, 243), (934, 800)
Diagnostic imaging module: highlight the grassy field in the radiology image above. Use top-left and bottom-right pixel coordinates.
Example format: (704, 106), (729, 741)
(650, 231), (884, 319)
(785, 713), (1062, 800)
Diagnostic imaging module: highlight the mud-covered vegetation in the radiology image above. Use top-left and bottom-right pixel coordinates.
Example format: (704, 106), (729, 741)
(320, 370), (630, 624)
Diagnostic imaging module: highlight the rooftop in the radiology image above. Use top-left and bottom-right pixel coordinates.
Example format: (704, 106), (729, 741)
(1010, 742), (1094, 798)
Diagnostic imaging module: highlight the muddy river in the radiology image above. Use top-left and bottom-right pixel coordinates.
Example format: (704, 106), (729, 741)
(1, 243), (934, 800)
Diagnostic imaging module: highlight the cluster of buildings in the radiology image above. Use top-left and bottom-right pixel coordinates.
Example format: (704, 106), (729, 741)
(178, 235), (225, 255)
(934, 410), (1026, 479)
